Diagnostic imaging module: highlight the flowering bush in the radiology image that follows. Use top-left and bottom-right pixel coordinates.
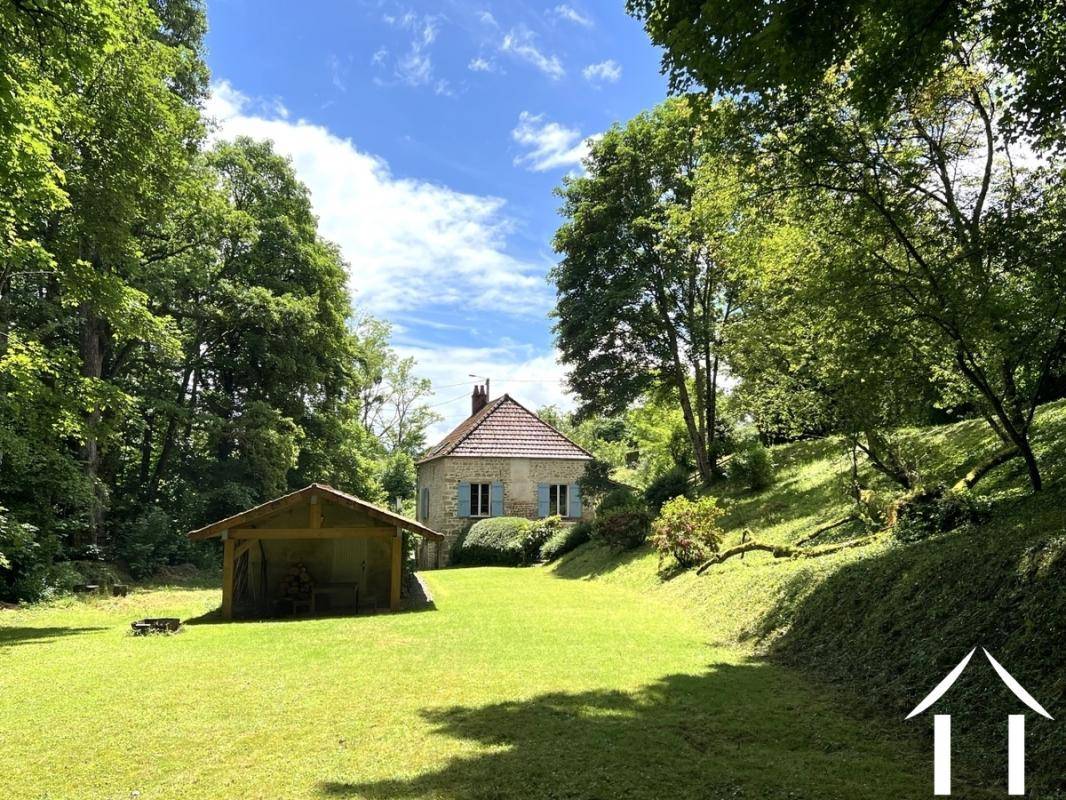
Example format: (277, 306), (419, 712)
(650, 496), (724, 568)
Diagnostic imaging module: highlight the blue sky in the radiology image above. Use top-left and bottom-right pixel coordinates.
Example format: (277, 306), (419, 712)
(203, 0), (668, 438)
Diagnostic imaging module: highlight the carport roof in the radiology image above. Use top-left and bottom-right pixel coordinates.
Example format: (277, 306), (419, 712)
(186, 483), (443, 541)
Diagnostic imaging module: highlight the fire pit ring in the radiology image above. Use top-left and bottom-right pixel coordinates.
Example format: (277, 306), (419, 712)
(131, 617), (182, 635)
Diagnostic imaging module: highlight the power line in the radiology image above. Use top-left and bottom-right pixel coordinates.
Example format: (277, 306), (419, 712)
(425, 390), (475, 409)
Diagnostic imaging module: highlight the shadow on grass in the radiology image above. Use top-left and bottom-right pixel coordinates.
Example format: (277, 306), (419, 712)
(183, 598), (437, 626)
(0, 626), (106, 647)
(767, 486), (1066, 794)
(318, 660), (960, 800)
(550, 542), (651, 580)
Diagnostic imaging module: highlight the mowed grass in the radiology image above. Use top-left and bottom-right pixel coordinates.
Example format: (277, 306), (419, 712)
(1, 568), (945, 800)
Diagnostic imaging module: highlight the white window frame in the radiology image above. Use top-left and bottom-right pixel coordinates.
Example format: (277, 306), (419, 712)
(548, 483), (569, 517)
(470, 482), (491, 517)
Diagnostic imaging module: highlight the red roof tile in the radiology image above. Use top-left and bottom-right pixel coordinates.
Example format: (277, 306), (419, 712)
(417, 395), (593, 463)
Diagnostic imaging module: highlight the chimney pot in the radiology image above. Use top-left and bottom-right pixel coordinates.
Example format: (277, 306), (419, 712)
(471, 384), (488, 415)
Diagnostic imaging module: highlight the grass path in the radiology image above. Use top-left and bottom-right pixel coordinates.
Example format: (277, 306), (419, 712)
(2, 568), (945, 800)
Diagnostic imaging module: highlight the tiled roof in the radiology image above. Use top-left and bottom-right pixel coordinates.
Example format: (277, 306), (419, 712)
(417, 395), (594, 463)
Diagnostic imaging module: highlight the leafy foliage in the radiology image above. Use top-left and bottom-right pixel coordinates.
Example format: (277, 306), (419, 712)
(0, 2), (439, 600)
(730, 442), (775, 492)
(628, 0), (1066, 145)
(892, 491), (990, 544)
(540, 521), (592, 562)
(553, 97), (754, 484)
(643, 466), (692, 513)
(649, 496), (724, 568)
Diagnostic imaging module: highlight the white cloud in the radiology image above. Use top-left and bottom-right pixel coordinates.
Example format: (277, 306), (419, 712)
(477, 10), (499, 28)
(500, 27), (565, 80)
(553, 5), (593, 27)
(395, 342), (574, 442)
(205, 81), (551, 317)
(582, 59), (621, 85)
(375, 13), (446, 91)
(512, 111), (599, 172)
(468, 56), (495, 73)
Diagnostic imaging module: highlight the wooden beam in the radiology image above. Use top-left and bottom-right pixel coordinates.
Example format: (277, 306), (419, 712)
(233, 540), (254, 561)
(390, 529), (402, 612)
(309, 494), (322, 529)
(221, 538), (235, 620)
(230, 527), (395, 540)
(186, 483), (444, 541)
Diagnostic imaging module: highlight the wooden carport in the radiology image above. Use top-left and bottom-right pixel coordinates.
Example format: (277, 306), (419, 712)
(187, 483), (443, 619)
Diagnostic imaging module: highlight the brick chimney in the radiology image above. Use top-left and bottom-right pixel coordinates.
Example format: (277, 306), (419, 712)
(471, 384), (488, 415)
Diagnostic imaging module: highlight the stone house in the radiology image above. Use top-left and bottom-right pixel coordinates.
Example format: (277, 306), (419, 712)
(414, 386), (593, 566)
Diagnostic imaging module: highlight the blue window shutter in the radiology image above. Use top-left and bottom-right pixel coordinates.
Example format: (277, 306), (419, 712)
(569, 483), (582, 518)
(537, 483), (550, 517)
(457, 482), (470, 517)
(490, 480), (504, 516)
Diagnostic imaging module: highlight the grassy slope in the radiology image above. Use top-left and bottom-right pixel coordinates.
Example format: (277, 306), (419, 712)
(552, 400), (1066, 794)
(1, 568), (949, 800)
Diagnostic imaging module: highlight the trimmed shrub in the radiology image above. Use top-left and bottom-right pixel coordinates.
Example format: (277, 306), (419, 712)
(731, 441), (775, 491)
(540, 521), (592, 562)
(593, 508), (651, 550)
(525, 515), (563, 563)
(643, 466), (691, 513)
(650, 496), (724, 568)
(454, 517), (531, 565)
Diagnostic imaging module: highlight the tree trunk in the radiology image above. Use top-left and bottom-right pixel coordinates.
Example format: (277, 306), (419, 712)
(138, 413), (155, 494)
(857, 429), (913, 489)
(78, 302), (106, 547)
(706, 352), (720, 475)
(1016, 439), (1042, 492)
(147, 365), (195, 502)
(954, 348), (1043, 492)
(676, 364), (713, 485)
(652, 278), (713, 484)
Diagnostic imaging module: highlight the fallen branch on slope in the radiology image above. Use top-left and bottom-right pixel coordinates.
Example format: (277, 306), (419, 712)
(696, 534), (881, 575)
(796, 515), (859, 546)
(950, 447), (1020, 493)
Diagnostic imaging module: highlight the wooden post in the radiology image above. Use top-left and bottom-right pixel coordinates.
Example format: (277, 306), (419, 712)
(221, 534), (235, 620)
(389, 528), (402, 611)
(309, 493), (322, 529)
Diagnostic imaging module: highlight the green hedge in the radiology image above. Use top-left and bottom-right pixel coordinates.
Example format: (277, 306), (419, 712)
(454, 517), (532, 566)
(540, 521), (592, 562)
(453, 516), (569, 566)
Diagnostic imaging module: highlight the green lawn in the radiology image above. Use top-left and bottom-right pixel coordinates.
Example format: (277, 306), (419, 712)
(2, 567), (948, 800)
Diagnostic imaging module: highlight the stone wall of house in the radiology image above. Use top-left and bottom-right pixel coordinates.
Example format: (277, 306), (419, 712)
(415, 456), (591, 567)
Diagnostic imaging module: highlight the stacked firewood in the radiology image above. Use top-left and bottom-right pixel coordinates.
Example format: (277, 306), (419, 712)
(279, 563), (313, 600)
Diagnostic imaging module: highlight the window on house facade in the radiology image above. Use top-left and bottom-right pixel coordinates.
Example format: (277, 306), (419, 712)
(548, 483), (569, 517)
(420, 487), (429, 521)
(469, 482), (491, 517)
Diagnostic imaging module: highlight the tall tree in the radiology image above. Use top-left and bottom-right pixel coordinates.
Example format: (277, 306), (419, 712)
(1, 0), (208, 545)
(553, 97), (751, 484)
(628, 0), (1066, 146)
(365, 357), (441, 457)
(764, 52), (1066, 490)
